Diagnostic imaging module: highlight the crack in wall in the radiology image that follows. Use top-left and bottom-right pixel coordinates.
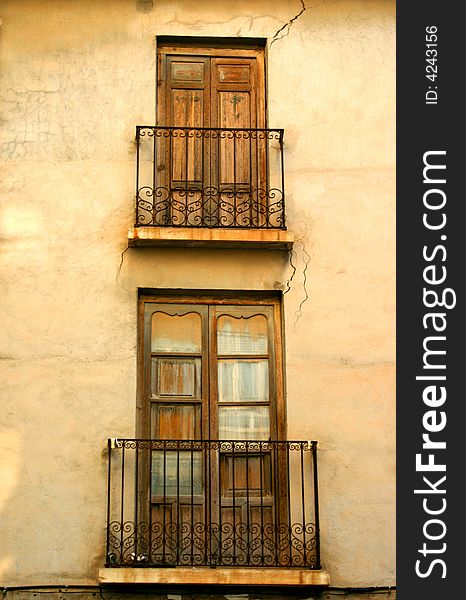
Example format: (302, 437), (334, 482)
(165, 13), (279, 30)
(116, 245), (129, 289)
(283, 248), (297, 295)
(114, 238), (310, 321)
(293, 240), (311, 329)
(270, 0), (307, 47)
(280, 237), (311, 328)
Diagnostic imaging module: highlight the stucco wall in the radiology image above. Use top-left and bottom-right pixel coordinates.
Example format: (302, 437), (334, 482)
(0, 0), (395, 588)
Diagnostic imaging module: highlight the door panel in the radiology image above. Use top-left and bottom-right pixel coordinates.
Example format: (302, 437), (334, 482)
(170, 60), (205, 83)
(153, 404), (201, 440)
(220, 453), (272, 496)
(152, 357), (201, 399)
(170, 89), (205, 184)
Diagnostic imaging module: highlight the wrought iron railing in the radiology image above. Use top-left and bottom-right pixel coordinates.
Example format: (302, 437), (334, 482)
(135, 126), (286, 229)
(105, 439), (320, 568)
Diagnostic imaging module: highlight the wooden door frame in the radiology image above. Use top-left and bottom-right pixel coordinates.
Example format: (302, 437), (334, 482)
(136, 290), (287, 564)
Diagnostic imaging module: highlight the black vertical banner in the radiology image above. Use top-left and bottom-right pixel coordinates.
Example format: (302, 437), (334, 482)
(397, 3), (461, 599)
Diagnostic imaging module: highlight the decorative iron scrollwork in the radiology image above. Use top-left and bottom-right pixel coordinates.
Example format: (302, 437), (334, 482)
(107, 520), (319, 568)
(135, 126), (286, 229)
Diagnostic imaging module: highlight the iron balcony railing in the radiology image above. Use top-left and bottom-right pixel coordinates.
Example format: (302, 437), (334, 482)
(135, 126), (286, 229)
(105, 439), (320, 569)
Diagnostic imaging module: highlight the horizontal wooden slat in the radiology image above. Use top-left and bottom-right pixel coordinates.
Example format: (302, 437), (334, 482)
(128, 227), (294, 250)
(99, 567), (330, 586)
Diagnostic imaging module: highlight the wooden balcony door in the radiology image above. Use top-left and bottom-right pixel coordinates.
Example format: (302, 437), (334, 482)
(140, 295), (285, 565)
(156, 42), (266, 226)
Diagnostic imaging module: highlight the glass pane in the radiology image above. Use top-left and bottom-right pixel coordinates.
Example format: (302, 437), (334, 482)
(218, 406), (270, 440)
(152, 357), (201, 398)
(218, 359), (269, 402)
(151, 451), (203, 496)
(152, 311), (202, 353)
(153, 404), (200, 440)
(217, 314), (268, 355)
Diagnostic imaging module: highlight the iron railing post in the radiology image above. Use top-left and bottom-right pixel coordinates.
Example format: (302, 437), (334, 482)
(312, 441), (321, 569)
(280, 129), (286, 229)
(135, 126), (140, 226)
(105, 439), (112, 566)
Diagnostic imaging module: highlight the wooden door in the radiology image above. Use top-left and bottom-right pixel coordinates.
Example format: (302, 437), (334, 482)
(157, 45), (266, 226)
(209, 305), (277, 565)
(141, 296), (285, 566)
(144, 303), (209, 565)
(210, 58), (264, 226)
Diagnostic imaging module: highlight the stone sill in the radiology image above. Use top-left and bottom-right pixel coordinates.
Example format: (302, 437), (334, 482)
(128, 227), (294, 250)
(99, 567), (329, 587)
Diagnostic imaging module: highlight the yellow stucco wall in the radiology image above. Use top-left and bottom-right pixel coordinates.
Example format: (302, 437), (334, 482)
(0, 0), (395, 588)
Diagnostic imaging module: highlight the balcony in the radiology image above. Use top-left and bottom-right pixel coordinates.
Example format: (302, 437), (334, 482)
(100, 439), (328, 586)
(128, 127), (294, 250)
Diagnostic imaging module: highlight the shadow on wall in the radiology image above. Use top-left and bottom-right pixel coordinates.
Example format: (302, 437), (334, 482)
(0, 428), (22, 581)
(136, 0), (154, 13)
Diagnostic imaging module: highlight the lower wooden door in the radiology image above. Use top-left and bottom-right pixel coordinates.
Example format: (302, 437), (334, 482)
(140, 296), (285, 566)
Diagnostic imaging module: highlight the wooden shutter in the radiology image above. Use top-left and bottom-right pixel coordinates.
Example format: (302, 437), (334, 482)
(210, 57), (259, 192)
(159, 56), (210, 189)
(157, 44), (266, 226)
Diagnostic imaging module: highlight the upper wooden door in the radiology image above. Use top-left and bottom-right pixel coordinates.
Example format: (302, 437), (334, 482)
(156, 45), (266, 226)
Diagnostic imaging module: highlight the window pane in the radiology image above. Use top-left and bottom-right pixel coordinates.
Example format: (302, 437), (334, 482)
(151, 451), (203, 496)
(218, 406), (270, 440)
(153, 404), (200, 440)
(217, 314), (268, 355)
(218, 359), (269, 402)
(152, 311), (202, 353)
